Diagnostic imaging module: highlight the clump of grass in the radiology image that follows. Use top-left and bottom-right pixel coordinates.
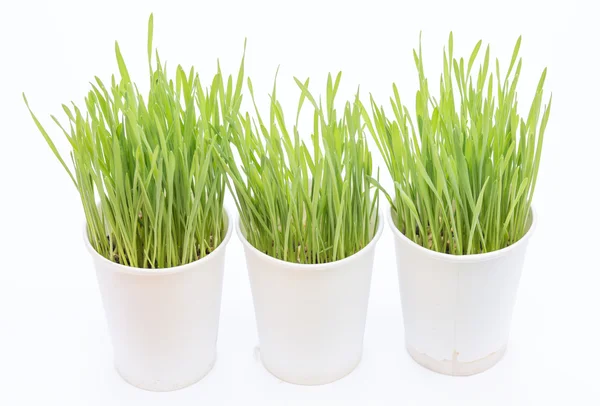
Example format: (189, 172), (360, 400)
(24, 15), (245, 268)
(219, 72), (380, 264)
(363, 34), (551, 255)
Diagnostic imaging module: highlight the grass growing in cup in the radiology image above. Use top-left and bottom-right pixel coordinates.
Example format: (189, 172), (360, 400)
(219, 72), (383, 384)
(23, 14), (243, 390)
(363, 33), (551, 376)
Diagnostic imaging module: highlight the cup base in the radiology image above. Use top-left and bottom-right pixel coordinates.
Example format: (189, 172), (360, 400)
(260, 351), (362, 385)
(406, 344), (506, 376)
(114, 356), (216, 392)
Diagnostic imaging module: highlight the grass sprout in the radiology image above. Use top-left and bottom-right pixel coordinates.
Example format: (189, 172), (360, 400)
(219, 72), (380, 264)
(24, 14), (245, 268)
(363, 33), (551, 255)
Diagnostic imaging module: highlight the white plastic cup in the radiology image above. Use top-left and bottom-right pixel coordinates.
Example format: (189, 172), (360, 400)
(84, 208), (233, 391)
(238, 213), (384, 385)
(387, 206), (536, 376)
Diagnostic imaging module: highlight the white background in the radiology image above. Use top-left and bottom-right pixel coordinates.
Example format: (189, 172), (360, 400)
(1, 0), (598, 404)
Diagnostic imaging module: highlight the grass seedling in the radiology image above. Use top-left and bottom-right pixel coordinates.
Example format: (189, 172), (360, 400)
(363, 33), (551, 254)
(24, 14), (245, 268)
(219, 72), (380, 264)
